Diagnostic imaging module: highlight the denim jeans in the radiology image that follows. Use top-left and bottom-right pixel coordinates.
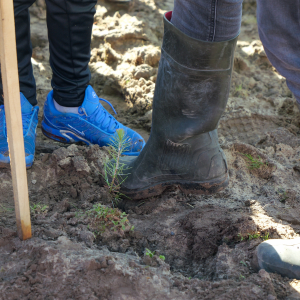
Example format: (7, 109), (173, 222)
(0, 0), (97, 107)
(172, 0), (243, 42)
(257, 1), (300, 106)
(2, 1), (300, 107)
(172, 0), (300, 105)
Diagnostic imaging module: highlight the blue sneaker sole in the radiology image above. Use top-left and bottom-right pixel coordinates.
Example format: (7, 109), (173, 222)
(0, 154), (34, 169)
(41, 120), (142, 156)
(25, 155), (34, 168)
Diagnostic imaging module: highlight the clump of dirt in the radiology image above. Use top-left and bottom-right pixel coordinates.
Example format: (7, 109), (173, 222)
(1, 0), (300, 299)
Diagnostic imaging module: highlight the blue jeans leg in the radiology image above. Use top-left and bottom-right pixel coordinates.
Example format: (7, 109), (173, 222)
(171, 0), (243, 42)
(172, 0), (300, 108)
(257, 0), (300, 106)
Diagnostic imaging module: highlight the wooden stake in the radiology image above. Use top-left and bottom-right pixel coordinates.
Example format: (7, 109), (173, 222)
(0, 0), (32, 240)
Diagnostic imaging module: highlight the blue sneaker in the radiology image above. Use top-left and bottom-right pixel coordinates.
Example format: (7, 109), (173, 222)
(0, 93), (39, 168)
(41, 86), (145, 155)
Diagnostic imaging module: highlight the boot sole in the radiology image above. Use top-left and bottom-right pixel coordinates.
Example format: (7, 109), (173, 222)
(121, 173), (229, 200)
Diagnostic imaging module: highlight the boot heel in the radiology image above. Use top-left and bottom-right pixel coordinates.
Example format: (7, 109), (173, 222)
(179, 174), (229, 195)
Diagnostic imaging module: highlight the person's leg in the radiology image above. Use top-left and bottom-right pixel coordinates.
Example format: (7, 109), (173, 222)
(0, 0), (36, 106)
(45, 0), (96, 107)
(0, 0), (39, 169)
(257, 0), (300, 107)
(116, 1), (243, 200)
(41, 0), (145, 155)
(254, 0), (300, 280)
(171, 0), (242, 41)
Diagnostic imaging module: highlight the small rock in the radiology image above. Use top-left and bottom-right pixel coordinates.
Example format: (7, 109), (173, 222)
(64, 212), (76, 219)
(41, 153), (49, 162)
(53, 147), (69, 161)
(58, 157), (72, 168)
(133, 64), (154, 80)
(103, 43), (121, 65)
(79, 230), (95, 247)
(94, 5), (108, 23)
(245, 199), (256, 207)
(107, 259), (114, 266)
(57, 198), (70, 213)
(72, 156), (91, 174)
(67, 217), (78, 226)
(69, 187), (77, 198)
(258, 269), (271, 280)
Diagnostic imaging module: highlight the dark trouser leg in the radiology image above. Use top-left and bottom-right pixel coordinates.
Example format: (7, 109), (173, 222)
(171, 0), (243, 42)
(0, 0), (37, 106)
(45, 0), (97, 107)
(257, 0), (300, 106)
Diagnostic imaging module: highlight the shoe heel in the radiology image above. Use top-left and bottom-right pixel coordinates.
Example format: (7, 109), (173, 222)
(41, 120), (71, 143)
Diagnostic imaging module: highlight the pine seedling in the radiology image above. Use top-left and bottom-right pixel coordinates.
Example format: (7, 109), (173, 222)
(262, 232), (270, 240)
(82, 204), (134, 236)
(30, 203), (48, 217)
(145, 248), (155, 258)
(145, 248), (166, 261)
(235, 84), (242, 92)
(103, 128), (131, 204)
(241, 153), (267, 169)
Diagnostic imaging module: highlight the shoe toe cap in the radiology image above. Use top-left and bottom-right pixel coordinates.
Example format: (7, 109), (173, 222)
(25, 154), (34, 168)
(256, 239), (300, 279)
(132, 132), (145, 152)
(0, 152), (10, 164)
(119, 126), (145, 156)
(126, 131), (145, 155)
(0, 140), (9, 164)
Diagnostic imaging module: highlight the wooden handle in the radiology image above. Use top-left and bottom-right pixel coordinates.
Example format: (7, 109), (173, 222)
(0, 0), (32, 240)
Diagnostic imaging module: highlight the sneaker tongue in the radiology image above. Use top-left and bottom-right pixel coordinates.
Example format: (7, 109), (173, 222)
(81, 86), (101, 116)
(20, 93), (33, 114)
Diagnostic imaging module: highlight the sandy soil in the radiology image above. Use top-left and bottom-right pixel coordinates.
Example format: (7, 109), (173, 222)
(1, 0), (300, 299)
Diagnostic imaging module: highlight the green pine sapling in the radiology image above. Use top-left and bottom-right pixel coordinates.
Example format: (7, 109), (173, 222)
(103, 128), (131, 203)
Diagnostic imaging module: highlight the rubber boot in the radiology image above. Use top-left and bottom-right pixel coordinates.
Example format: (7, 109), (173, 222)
(118, 11), (238, 200)
(253, 239), (300, 279)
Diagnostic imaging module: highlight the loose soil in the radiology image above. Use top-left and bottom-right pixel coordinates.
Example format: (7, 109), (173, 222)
(1, 0), (300, 299)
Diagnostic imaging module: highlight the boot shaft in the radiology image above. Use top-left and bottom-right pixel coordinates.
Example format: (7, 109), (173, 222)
(151, 12), (238, 141)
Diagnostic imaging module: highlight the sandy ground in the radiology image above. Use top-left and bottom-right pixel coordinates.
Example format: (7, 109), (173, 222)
(1, 0), (300, 299)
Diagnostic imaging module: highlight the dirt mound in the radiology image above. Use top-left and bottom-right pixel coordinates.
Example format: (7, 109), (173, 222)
(1, 141), (300, 299)
(0, 233), (293, 300)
